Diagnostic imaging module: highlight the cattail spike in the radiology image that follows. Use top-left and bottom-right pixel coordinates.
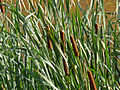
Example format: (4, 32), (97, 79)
(94, 23), (99, 34)
(87, 70), (97, 90)
(47, 36), (52, 49)
(0, 0), (4, 13)
(60, 30), (65, 53)
(63, 58), (69, 75)
(47, 25), (52, 49)
(60, 30), (69, 75)
(70, 35), (79, 57)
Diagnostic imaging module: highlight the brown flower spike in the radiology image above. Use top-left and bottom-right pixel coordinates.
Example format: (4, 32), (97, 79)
(60, 30), (69, 75)
(94, 23), (99, 34)
(0, 0), (4, 13)
(63, 58), (69, 75)
(70, 35), (79, 57)
(87, 70), (97, 90)
(47, 25), (52, 49)
(60, 30), (65, 53)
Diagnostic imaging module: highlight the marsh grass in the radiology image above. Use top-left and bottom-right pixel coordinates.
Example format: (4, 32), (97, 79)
(0, 0), (120, 89)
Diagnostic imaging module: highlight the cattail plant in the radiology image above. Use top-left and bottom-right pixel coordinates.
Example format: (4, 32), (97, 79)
(70, 35), (79, 57)
(94, 23), (99, 35)
(87, 70), (97, 90)
(47, 25), (52, 49)
(63, 58), (69, 75)
(60, 30), (65, 53)
(1, 0), (119, 89)
(0, 0), (4, 13)
(60, 30), (69, 75)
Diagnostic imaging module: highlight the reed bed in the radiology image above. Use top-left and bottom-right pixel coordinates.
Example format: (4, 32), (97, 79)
(0, 0), (120, 90)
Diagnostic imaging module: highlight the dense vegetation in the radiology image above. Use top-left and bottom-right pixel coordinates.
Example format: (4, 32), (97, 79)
(0, 0), (120, 89)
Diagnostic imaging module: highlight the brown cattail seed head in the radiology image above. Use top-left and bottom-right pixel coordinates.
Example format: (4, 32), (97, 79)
(47, 25), (52, 49)
(0, 0), (4, 13)
(94, 23), (99, 34)
(63, 58), (69, 75)
(60, 30), (65, 53)
(70, 35), (79, 57)
(60, 30), (69, 75)
(47, 36), (52, 49)
(87, 70), (97, 90)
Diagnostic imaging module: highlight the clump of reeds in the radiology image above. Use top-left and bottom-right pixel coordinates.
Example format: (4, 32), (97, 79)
(60, 30), (69, 75)
(70, 35), (79, 57)
(47, 25), (52, 49)
(94, 23), (99, 34)
(87, 70), (97, 90)
(0, 0), (4, 13)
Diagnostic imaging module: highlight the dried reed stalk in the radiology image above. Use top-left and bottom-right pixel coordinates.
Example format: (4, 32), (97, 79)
(47, 25), (52, 49)
(70, 35), (79, 57)
(60, 30), (69, 75)
(0, 0), (4, 13)
(94, 23), (99, 34)
(87, 70), (97, 90)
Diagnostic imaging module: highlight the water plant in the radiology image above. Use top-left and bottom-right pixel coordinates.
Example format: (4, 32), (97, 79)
(0, 0), (120, 89)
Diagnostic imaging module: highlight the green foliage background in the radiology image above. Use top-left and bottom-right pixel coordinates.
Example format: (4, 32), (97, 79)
(0, 0), (120, 89)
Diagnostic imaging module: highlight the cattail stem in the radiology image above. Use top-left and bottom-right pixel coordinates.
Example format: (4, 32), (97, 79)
(0, 0), (4, 13)
(70, 35), (79, 57)
(47, 25), (52, 49)
(60, 30), (69, 75)
(87, 70), (97, 90)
